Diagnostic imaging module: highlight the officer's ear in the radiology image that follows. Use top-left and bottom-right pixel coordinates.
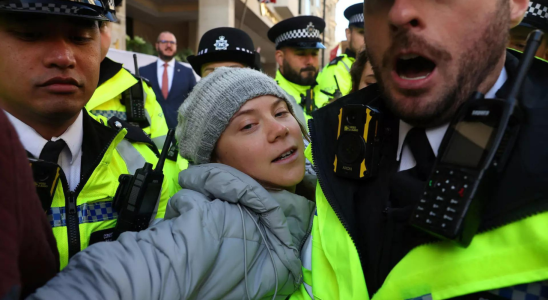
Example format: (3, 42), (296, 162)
(509, 0), (530, 28)
(275, 49), (285, 69)
(346, 28), (352, 41)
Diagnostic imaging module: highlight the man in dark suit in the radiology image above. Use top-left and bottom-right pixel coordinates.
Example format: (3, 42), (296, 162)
(139, 31), (197, 128)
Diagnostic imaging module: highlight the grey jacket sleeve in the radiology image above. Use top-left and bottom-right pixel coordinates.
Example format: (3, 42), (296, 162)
(28, 190), (223, 300)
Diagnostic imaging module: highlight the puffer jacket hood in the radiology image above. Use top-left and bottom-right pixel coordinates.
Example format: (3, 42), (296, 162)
(29, 163), (316, 300)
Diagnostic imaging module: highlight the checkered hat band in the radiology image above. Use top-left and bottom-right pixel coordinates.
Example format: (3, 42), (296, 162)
(0, 2), (83, 13)
(526, 2), (548, 19)
(275, 28), (321, 46)
(349, 13), (364, 24)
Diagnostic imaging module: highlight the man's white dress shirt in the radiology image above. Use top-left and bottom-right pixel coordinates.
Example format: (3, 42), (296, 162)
(157, 58), (175, 94)
(6, 111), (84, 191)
(397, 67), (508, 171)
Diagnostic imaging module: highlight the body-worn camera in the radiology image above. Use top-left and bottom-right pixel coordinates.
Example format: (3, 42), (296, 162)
(334, 104), (382, 180)
(409, 30), (543, 247)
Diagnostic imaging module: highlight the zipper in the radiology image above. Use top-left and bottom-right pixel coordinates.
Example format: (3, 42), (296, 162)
(298, 206), (316, 253)
(64, 128), (122, 259)
(308, 119), (365, 262)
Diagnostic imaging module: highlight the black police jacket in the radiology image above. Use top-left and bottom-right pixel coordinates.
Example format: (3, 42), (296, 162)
(308, 50), (548, 298)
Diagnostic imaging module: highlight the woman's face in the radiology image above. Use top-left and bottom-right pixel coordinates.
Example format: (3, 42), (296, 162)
(214, 95), (305, 191)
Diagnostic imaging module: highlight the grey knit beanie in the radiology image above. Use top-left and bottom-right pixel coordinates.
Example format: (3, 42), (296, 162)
(176, 67), (302, 164)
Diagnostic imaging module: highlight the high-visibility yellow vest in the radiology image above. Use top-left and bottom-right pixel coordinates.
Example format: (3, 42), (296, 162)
(48, 113), (173, 269)
(316, 53), (355, 105)
(275, 70), (325, 120)
(290, 145), (548, 300)
(87, 59), (186, 195)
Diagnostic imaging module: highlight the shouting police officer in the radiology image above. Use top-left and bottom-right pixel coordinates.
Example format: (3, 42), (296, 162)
(508, 0), (548, 59)
(317, 3), (365, 103)
(291, 0), (548, 299)
(268, 15), (326, 119)
(0, 0), (172, 269)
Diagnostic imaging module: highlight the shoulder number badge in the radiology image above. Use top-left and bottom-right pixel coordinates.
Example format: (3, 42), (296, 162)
(214, 36), (229, 51)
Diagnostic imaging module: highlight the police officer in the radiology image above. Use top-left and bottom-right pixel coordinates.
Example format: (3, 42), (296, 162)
(0, 0), (172, 269)
(87, 1), (181, 193)
(87, 0), (169, 150)
(268, 16), (326, 120)
(317, 3), (365, 103)
(291, 0), (548, 299)
(508, 0), (548, 60)
(187, 27), (260, 77)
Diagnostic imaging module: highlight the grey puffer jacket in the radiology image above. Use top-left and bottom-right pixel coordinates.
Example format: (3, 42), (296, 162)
(28, 164), (316, 300)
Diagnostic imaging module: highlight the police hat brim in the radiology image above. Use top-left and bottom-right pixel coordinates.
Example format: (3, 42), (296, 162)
(104, 10), (118, 22)
(277, 41), (326, 50)
(0, 0), (108, 21)
(187, 50), (259, 76)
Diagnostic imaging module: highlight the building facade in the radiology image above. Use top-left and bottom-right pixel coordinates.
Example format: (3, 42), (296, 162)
(110, 0), (339, 77)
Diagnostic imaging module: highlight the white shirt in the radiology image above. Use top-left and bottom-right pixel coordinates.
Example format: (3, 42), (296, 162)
(6, 111), (84, 191)
(397, 67), (508, 171)
(157, 58), (175, 93)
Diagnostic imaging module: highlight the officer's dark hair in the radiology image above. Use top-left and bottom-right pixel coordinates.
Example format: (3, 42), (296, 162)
(350, 48), (369, 93)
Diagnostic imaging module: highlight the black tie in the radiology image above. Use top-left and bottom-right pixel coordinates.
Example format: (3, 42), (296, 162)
(404, 127), (435, 180)
(390, 127), (436, 207)
(39, 139), (66, 164)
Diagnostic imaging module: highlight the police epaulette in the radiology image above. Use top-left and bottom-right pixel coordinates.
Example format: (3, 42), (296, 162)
(329, 55), (344, 67)
(107, 116), (160, 155)
(140, 76), (152, 87)
(123, 67), (152, 87)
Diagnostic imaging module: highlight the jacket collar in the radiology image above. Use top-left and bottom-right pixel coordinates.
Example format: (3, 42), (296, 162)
(81, 110), (125, 176)
(97, 57), (123, 87)
(88, 63), (138, 110)
(275, 69), (314, 95)
(345, 48), (356, 59)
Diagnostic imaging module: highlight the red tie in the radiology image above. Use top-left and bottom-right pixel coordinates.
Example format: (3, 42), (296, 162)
(162, 63), (169, 100)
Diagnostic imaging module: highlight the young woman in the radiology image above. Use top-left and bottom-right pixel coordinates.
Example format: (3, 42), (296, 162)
(29, 67), (316, 300)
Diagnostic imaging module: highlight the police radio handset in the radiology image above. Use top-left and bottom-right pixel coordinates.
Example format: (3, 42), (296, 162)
(123, 54), (150, 128)
(409, 30), (544, 247)
(112, 129), (175, 239)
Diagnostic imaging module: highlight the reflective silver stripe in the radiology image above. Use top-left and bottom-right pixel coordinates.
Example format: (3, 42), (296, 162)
(302, 227), (314, 299)
(152, 135), (167, 149)
(47, 201), (118, 228)
(341, 60), (350, 72)
(116, 139), (162, 224)
(116, 139), (147, 174)
(145, 110), (152, 127)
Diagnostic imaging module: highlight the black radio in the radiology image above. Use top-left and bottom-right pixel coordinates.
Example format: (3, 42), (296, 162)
(122, 54), (150, 128)
(409, 30), (544, 247)
(334, 104), (382, 180)
(112, 129), (175, 239)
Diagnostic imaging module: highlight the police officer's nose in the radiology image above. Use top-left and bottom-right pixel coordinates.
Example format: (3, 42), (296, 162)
(388, 0), (423, 33)
(43, 37), (76, 70)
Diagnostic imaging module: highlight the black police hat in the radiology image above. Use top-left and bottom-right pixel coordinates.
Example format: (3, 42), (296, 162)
(0, 0), (108, 21)
(187, 27), (259, 76)
(344, 3), (364, 28)
(102, 0), (118, 23)
(267, 15), (326, 50)
(520, 0), (548, 32)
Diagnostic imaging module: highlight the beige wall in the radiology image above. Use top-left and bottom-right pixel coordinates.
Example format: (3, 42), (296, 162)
(133, 19), (192, 49)
(110, 0), (127, 50)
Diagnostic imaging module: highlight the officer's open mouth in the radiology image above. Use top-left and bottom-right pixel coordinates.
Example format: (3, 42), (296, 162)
(395, 54), (436, 81)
